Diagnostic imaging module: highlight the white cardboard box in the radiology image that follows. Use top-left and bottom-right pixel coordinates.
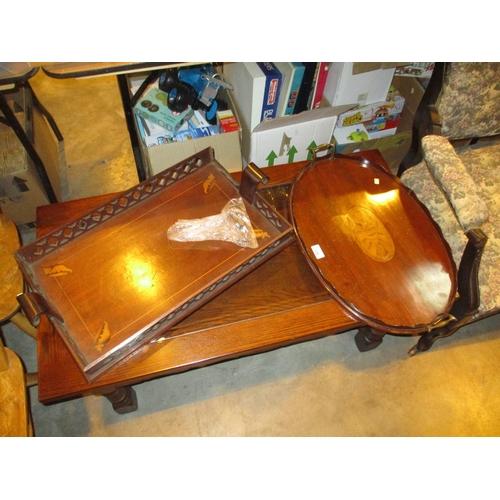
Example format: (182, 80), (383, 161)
(249, 105), (353, 168)
(323, 63), (396, 107)
(223, 62), (282, 134)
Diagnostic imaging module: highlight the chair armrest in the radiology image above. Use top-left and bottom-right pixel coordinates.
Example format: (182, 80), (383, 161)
(451, 227), (488, 319)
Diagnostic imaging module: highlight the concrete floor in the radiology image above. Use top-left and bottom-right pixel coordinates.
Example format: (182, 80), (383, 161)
(3, 69), (500, 437)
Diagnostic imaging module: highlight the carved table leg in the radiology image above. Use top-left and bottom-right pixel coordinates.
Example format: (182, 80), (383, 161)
(102, 386), (138, 414)
(354, 326), (386, 352)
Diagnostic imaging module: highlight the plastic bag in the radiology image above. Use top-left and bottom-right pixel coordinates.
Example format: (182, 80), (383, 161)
(167, 197), (258, 249)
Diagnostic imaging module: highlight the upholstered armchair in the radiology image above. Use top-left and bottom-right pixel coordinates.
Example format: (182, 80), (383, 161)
(398, 62), (500, 355)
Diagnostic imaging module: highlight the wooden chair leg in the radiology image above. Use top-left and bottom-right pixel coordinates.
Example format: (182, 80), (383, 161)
(26, 372), (38, 387)
(9, 310), (37, 339)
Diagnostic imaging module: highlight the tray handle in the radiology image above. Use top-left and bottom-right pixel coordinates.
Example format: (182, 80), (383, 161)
(311, 143), (336, 163)
(17, 292), (64, 327)
(239, 162), (269, 205)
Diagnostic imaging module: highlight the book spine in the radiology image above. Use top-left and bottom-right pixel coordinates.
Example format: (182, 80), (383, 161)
(293, 62), (318, 114)
(284, 63), (305, 115)
(311, 62), (329, 109)
(306, 63), (320, 110)
(256, 62), (282, 121)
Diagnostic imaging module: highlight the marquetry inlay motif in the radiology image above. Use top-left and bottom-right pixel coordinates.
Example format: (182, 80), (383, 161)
(347, 207), (395, 262)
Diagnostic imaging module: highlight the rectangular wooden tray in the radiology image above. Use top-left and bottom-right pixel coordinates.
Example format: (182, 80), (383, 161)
(15, 148), (293, 381)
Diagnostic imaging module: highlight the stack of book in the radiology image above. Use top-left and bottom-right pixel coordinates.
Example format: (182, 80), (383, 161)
(223, 62), (351, 167)
(222, 62), (331, 130)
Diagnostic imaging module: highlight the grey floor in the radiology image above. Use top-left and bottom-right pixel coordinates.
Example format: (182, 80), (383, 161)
(3, 69), (500, 438)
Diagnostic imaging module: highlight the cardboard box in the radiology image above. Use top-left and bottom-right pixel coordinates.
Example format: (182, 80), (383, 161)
(0, 87), (66, 227)
(136, 87), (243, 175)
(222, 62), (283, 134)
(333, 75), (425, 174)
(143, 130), (242, 175)
(334, 116), (398, 143)
(394, 63), (435, 79)
(322, 62), (397, 107)
(336, 93), (405, 128)
(391, 76), (425, 115)
(217, 109), (239, 133)
(249, 104), (353, 168)
(30, 97), (67, 202)
(130, 68), (243, 175)
(335, 104), (413, 174)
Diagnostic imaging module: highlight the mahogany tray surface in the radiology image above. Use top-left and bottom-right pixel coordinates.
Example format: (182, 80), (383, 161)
(290, 151), (457, 333)
(15, 149), (292, 381)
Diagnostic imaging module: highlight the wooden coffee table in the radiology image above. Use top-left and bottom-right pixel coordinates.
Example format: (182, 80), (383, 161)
(34, 153), (392, 413)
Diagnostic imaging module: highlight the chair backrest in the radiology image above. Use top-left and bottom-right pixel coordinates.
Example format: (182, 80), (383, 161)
(398, 62), (500, 175)
(437, 62), (500, 140)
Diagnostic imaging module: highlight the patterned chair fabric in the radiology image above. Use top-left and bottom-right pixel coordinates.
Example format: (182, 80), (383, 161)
(437, 62), (500, 140)
(401, 142), (500, 318)
(421, 135), (489, 232)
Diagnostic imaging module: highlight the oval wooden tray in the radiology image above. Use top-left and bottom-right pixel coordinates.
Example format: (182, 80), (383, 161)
(289, 150), (457, 333)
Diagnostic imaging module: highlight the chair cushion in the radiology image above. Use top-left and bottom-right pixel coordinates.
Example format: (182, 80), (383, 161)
(422, 135), (489, 232)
